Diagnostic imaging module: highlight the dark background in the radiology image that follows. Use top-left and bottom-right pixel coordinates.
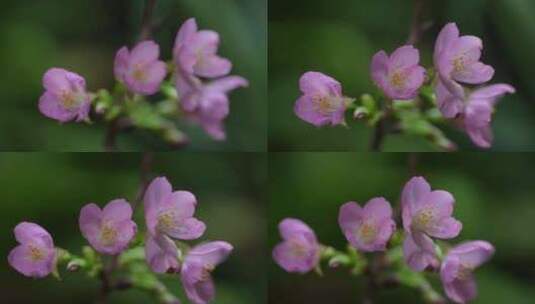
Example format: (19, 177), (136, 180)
(268, 0), (535, 151)
(269, 152), (535, 303)
(0, 0), (266, 151)
(1, 152), (267, 304)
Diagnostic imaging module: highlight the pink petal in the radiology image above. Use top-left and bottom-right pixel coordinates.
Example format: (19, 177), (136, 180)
(14, 222), (53, 247)
(299, 71), (342, 97)
(166, 217), (206, 240)
(370, 50), (389, 88)
(194, 55), (232, 78)
(144, 177), (173, 214)
(470, 84), (515, 104)
(8, 245), (54, 278)
(450, 36), (483, 66)
(174, 18), (198, 51)
(363, 197), (392, 220)
(43, 68), (72, 94)
(403, 232), (438, 272)
(187, 241), (233, 266)
(338, 201), (363, 233)
(401, 176), (431, 230)
(389, 45), (420, 70)
(453, 62), (494, 84)
(445, 276), (478, 304)
(145, 234), (180, 273)
(102, 199), (133, 222)
(206, 75), (249, 93)
(278, 218), (316, 241)
(38, 92), (77, 122)
(435, 80), (464, 118)
(451, 240), (495, 268)
(434, 23), (460, 63)
(294, 95), (332, 127)
(114, 46), (130, 82)
(130, 40), (160, 65)
(191, 30), (221, 55)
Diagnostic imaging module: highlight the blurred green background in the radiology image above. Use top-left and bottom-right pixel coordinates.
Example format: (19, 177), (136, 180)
(269, 152), (535, 303)
(269, 0), (535, 151)
(1, 152), (266, 304)
(0, 0), (266, 151)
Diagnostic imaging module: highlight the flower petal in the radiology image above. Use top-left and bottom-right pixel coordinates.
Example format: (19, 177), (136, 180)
(294, 95), (331, 127)
(14, 222), (53, 247)
(130, 40), (160, 65)
(299, 71), (341, 97)
(450, 240), (495, 268)
(166, 217), (206, 240)
(435, 80), (464, 118)
(445, 276), (478, 304)
(363, 197), (392, 220)
(338, 201), (363, 233)
(403, 232), (438, 272)
(279, 218), (316, 242)
(38, 92), (77, 122)
(8, 245), (55, 278)
(145, 234), (180, 273)
(370, 50), (389, 88)
(114, 46), (129, 82)
(187, 241), (233, 266)
(453, 62), (494, 84)
(389, 45), (420, 70)
(434, 23), (460, 64)
(102, 199), (133, 222)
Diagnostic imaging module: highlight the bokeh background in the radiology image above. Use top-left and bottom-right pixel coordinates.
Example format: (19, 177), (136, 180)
(269, 152), (535, 303)
(269, 0), (535, 151)
(0, 0), (266, 151)
(1, 152), (267, 304)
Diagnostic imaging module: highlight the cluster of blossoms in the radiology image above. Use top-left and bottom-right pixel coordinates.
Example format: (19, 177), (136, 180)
(273, 176), (495, 304)
(294, 22), (515, 149)
(38, 18), (248, 144)
(8, 176), (232, 304)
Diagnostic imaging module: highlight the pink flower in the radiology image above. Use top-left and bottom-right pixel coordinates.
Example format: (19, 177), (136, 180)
(79, 199), (137, 255)
(401, 176), (462, 271)
(338, 198), (396, 252)
(436, 82), (515, 148)
(38, 68), (91, 122)
(144, 177), (206, 240)
(174, 18), (232, 79)
(177, 73), (248, 140)
(440, 241), (495, 304)
(114, 41), (167, 95)
(8, 222), (56, 278)
(294, 71), (347, 127)
(370, 45), (426, 100)
(145, 233), (181, 273)
(272, 218), (320, 273)
(434, 23), (494, 116)
(181, 241), (233, 304)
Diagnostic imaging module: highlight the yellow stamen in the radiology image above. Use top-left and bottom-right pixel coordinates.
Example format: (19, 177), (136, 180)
(413, 208), (434, 230)
(453, 57), (465, 73)
(157, 211), (177, 233)
(100, 224), (117, 246)
(389, 71), (406, 89)
(312, 95), (341, 115)
(28, 245), (45, 262)
(358, 222), (378, 243)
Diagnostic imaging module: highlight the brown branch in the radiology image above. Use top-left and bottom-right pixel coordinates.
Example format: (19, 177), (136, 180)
(407, 0), (426, 45)
(139, 0), (158, 41)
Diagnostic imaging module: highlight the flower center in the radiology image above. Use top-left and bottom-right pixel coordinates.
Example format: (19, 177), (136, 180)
(59, 90), (80, 109)
(157, 210), (177, 233)
(132, 64), (147, 81)
(413, 208), (434, 231)
(200, 263), (215, 281)
(452, 57), (465, 73)
(288, 239), (308, 258)
(28, 245), (45, 262)
(389, 71), (407, 89)
(312, 95), (341, 115)
(358, 222), (377, 243)
(457, 264), (473, 280)
(100, 223), (118, 246)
